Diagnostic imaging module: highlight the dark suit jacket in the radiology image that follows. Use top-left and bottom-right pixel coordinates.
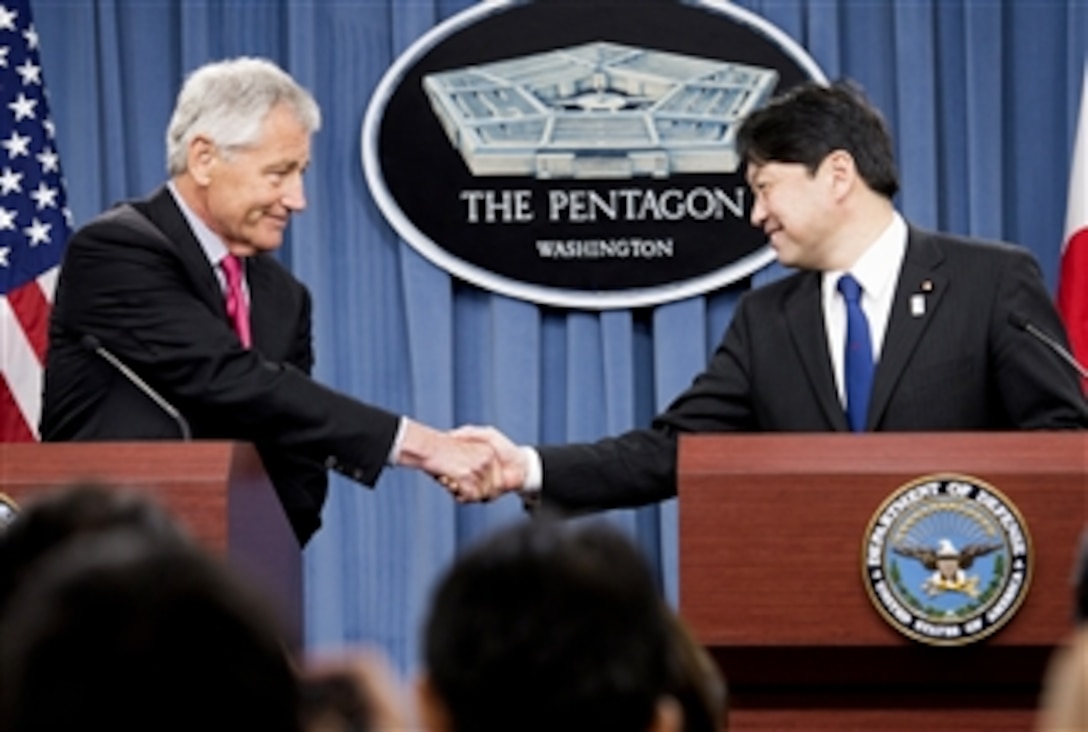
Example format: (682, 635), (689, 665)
(40, 186), (401, 544)
(538, 227), (1088, 512)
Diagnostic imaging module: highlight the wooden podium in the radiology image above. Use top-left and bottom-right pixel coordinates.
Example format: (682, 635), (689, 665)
(0, 441), (302, 650)
(678, 432), (1087, 731)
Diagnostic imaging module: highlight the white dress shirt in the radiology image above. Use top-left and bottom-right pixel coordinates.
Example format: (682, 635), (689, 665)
(822, 211), (907, 407)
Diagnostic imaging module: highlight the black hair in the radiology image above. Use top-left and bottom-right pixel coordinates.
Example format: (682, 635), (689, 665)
(1074, 529), (1088, 624)
(0, 482), (191, 621)
(0, 531), (301, 732)
(737, 79), (900, 199)
(423, 519), (673, 732)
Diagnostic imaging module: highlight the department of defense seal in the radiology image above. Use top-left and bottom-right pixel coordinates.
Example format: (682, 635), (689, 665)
(861, 474), (1032, 647)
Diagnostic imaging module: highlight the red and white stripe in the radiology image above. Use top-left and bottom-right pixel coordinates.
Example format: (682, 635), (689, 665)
(1058, 65), (1088, 389)
(0, 267), (56, 440)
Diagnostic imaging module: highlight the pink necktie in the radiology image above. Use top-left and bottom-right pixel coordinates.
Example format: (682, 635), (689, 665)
(220, 254), (251, 348)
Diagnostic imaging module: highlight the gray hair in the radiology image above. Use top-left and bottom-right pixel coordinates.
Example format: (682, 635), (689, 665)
(165, 57), (321, 176)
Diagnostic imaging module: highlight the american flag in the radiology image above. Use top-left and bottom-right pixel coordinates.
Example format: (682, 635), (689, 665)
(0, 0), (71, 441)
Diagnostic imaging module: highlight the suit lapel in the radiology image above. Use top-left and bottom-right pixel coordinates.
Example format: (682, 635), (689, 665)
(138, 187), (283, 355)
(138, 187), (228, 320)
(246, 256), (278, 353)
(869, 228), (947, 427)
(783, 272), (848, 430)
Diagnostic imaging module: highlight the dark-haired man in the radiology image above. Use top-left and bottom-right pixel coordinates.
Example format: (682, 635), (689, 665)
(456, 80), (1087, 510)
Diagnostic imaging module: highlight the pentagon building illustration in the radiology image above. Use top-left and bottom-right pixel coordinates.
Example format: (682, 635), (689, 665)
(422, 41), (779, 179)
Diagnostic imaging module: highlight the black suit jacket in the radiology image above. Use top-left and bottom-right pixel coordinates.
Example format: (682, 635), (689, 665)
(538, 227), (1088, 511)
(41, 186), (401, 544)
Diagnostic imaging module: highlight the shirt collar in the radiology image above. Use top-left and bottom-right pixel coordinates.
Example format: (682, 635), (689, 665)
(823, 211), (907, 299)
(167, 180), (231, 269)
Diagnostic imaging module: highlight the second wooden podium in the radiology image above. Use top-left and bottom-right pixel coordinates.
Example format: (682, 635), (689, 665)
(678, 431), (1086, 731)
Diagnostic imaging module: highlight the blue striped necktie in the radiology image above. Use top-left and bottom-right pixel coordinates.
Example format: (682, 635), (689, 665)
(838, 274), (873, 431)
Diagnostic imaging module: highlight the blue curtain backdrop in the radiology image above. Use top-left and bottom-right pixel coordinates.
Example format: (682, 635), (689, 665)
(33, 0), (1087, 674)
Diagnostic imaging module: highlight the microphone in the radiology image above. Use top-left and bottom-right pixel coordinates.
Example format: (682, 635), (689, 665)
(1007, 312), (1088, 380)
(80, 334), (193, 441)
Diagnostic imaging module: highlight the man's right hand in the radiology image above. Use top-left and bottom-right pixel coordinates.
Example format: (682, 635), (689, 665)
(449, 425), (529, 502)
(396, 419), (502, 502)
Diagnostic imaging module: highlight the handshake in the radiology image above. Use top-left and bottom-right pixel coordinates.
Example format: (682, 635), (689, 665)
(398, 421), (530, 502)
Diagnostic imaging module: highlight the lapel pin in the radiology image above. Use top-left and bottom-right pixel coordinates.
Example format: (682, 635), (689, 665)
(910, 293), (926, 318)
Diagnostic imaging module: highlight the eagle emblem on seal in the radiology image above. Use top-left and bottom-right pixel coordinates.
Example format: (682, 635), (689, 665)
(893, 538), (1002, 599)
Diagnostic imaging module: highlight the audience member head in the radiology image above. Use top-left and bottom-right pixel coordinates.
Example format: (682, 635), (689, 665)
(418, 519), (682, 732)
(0, 530), (302, 732)
(736, 79), (900, 200)
(0, 482), (192, 621)
(299, 649), (412, 732)
(1074, 527), (1088, 624)
(663, 612), (729, 732)
(1036, 626), (1088, 731)
(1035, 529), (1088, 731)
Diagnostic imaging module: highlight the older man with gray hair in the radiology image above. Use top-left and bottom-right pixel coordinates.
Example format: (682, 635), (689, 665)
(41, 57), (497, 544)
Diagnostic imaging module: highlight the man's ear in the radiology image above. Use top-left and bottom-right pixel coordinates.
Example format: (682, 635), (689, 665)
(648, 695), (684, 732)
(823, 148), (858, 200)
(186, 136), (217, 186)
(415, 674), (454, 732)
